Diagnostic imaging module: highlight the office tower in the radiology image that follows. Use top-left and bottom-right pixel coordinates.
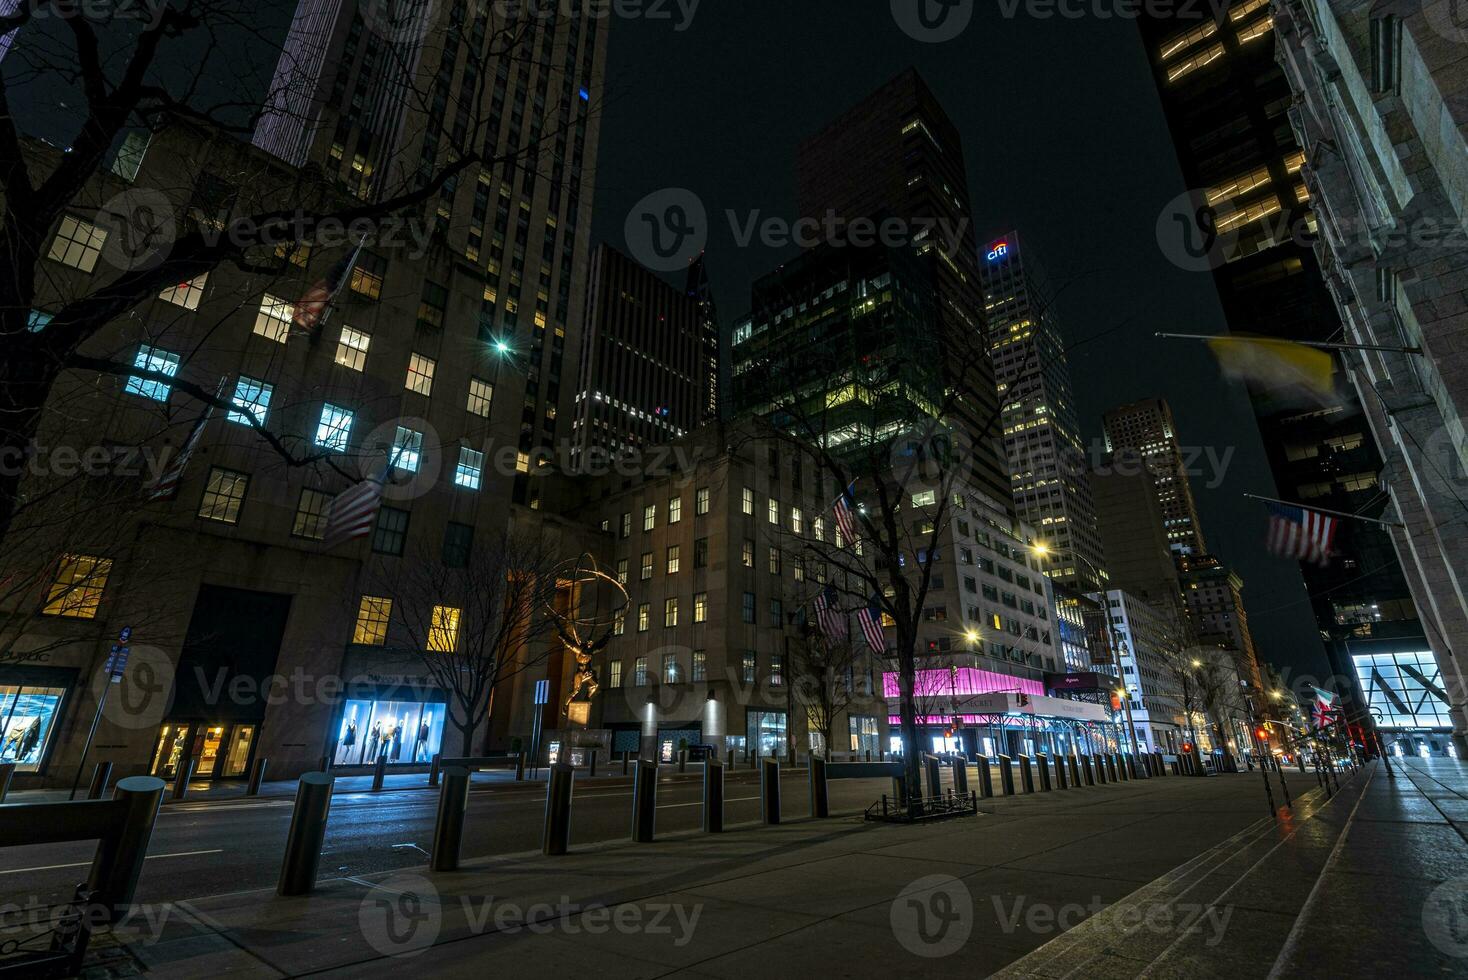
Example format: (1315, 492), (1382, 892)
(686, 253), (721, 423)
(1177, 553), (1264, 694)
(257, 1), (608, 502)
(571, 244), (704, 464)
(1138, 2), (1445, 747)
(1091, 453), (1184, 607)
(979, 231), (1107, 592)
(791, 68), (1011, 512)
(1101, 398), (1207, 556)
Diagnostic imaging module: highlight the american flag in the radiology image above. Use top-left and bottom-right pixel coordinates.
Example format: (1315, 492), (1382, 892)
(292, 240), (363, 336)
(832, 481), (858, 546)
(1265, 502), (1338, 566)
(143, 378), (228, 500)
(813, 584), (847, 640)
(856, 594), (886, 653)
(323, 467), (387, 549)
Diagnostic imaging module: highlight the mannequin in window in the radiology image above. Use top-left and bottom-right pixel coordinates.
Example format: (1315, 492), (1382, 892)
(389, 721), (402, 761)
(367, 721), (382, 763)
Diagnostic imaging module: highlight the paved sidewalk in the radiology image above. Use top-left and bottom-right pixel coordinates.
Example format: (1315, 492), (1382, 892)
(85, 764), (1408, 978)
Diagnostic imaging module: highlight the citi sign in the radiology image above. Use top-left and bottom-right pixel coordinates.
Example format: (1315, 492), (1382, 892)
(986, 242), (1009, 261)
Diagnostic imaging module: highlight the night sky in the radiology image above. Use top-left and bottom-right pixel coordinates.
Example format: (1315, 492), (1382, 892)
(589, 1), (1330, 679)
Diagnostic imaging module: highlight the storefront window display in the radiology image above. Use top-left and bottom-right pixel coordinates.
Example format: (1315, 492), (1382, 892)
(0, 683), (68, 771)
(849, 716), (881, 755)
(332, 698), (445, 766)
(746, 710), (787, 758)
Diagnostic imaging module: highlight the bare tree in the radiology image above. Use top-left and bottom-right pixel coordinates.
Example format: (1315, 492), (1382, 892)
(360, 526), (559, 756)
(785, 620), (875, 760)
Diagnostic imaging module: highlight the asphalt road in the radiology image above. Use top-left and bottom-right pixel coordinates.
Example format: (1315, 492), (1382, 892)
(2, 771), (893, 912)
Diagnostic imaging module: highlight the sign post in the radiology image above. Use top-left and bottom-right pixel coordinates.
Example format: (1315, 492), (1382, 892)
(70, 627), (132, 800)
(529, 679), (549, 777)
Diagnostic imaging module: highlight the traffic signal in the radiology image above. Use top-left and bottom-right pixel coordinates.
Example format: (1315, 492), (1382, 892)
(1017, 693), (1030, 707)
(1255, 727), (1269, 741)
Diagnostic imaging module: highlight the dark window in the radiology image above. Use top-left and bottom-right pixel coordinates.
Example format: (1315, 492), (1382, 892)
(443, 522), (473, 567)
(372, 506), (410, 555)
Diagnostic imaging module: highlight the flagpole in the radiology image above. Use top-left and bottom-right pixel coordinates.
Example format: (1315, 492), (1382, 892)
(1155, 332), (1423, 356)
(1243, 492), (1405, 529)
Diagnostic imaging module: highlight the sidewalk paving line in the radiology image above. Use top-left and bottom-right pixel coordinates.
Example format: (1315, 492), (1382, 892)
(2, 848), (224, 876)
(1261, 767), (1375, 980)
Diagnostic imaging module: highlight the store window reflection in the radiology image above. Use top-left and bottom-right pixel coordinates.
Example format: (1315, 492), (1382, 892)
(0, 685), (67, 771)
(332, 699), (445, 766)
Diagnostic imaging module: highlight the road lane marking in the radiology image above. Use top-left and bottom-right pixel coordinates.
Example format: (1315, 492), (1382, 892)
(0, 849), (223, 876)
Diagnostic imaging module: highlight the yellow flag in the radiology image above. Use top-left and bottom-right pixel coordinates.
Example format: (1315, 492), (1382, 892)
(1207, 335), (1337, 405)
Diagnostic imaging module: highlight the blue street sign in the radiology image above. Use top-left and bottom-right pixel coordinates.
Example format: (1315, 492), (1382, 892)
(118, 626), (132, 644)
(105, 644), (131, 681)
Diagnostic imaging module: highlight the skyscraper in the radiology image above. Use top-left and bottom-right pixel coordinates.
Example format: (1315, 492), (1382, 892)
(686, 253), (721, 423)
(256, 1), (608, 505)
(979, 231), (1107, 592)
(571, 244), (705, 464)
(791, 69), (1011, 511)
(1138, 2), (1436, 731)
(1102, 398), (1207, 556)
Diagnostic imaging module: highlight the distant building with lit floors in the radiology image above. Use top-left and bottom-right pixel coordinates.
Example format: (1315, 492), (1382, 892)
(1101, 398), (1207, 557)
(1102, 589), (1188, 754)
(979, 231), (1109, 594)
(571, 244), (711, 465)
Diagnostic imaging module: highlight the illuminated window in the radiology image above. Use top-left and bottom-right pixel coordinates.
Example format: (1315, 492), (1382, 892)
(467, 377), (494, 417)
(664, 597), (678, 628)
(666, 545), (680, 574)
(124, 345), (180, 401)
(641, 552), (653, 580)
(695, 487), (710, 515)
(335, 326), (370, 371)
(405, 353), (436, 396)
(349, 252), (386, 299)
(668, 495), (682, 524)
(159, 273), (208, 310)
(198, 467), (249, 524)
(694, 592), (708, 623)
(741, 487), (754, 515)
(767, 499), (779, 525)
(391, 426), (423, 472)
(643, 504), (656, 532)
(315, 404), (353, 451)
(633, 656), (648, 685)
(791, 507), (803, 533)
(609, 660), (623, 688)
(353, 595), (392, 645)
(637, 602), (650, 632)
(292, 488), (334, 540)
(228, 376), (272, 426)
(254, 295), (293, 342)
(692, 650), (707, 682)
(455, 447), (484, 489)
(428, 605), (461, 653)
(43, 555), (112, 618)
(47, 215), (107, 272)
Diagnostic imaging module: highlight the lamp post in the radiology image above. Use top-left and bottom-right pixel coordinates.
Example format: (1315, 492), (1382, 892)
(1032, 543), (1142, 756)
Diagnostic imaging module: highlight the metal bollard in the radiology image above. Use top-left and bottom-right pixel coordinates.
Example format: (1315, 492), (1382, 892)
(924, 754), (942, 799)
(951, 755), (969, 795)
(1069, 754), (1082, 787)
(543, 762), (574, 856)
(588, 748), (598, 778)
(1108, 754), (1120, 782)
(996, 755), (1013, 796)
(170, 759), (195, 801)
(516, 752), (527, 782)
(371, 754), (387, 792)
(1095, 755), (1108, 784)
(89, 776), (166, 921)
(277, 772), (333, 896)
(0, 762), (12, 802)
(1056, 753), (1069, 789)
(977, 758), (994, 798)
(704, 758), (725, 832)
(632, 759), (657, 842)
(1018, 755), (1035, 794)
(428, 753), (441, 788)
(760, 757), (781, 824)
(1036, 753), (1052, 791)
(810, 755), (830, 818)
(247, 757), (269, 796)
(622, 750), (631, 776)
(677, 748), (688, 774)
(87, 761), (113, 800)
(317, 755), (330, 774)
(430, 766), (471, 872)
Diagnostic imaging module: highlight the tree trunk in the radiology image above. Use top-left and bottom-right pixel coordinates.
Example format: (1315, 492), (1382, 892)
(897, 641), (923, 810)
